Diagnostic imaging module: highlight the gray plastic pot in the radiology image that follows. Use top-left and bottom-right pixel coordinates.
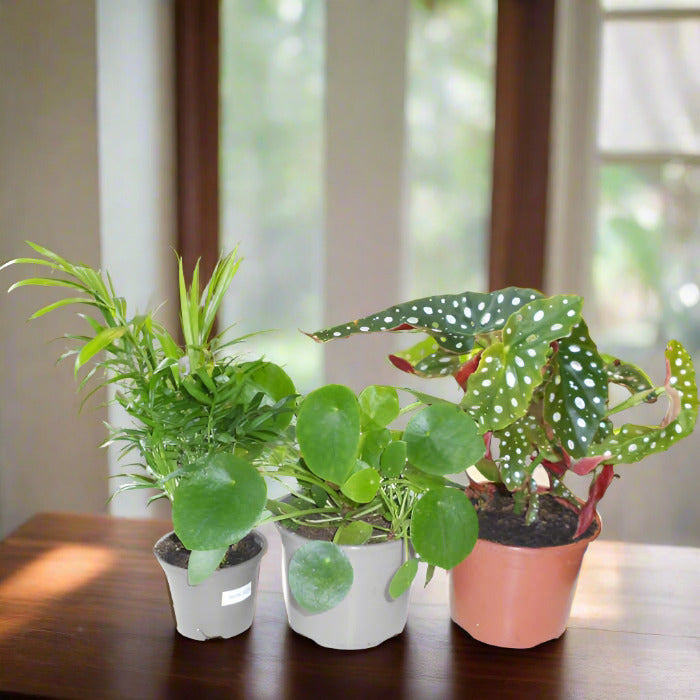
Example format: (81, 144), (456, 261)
(276, 525), (411, 650)
(154, 529), (267, 641)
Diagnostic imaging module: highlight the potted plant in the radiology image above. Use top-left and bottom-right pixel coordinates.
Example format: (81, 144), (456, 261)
(303, 286), (698, 647)
(264, 382), (483, 650)
(3, 243), (297, 640)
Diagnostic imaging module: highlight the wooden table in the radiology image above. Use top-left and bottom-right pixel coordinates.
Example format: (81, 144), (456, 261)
(0, 513), (698, 698)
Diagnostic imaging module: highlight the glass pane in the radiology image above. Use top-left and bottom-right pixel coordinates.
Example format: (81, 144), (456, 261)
(405, 0), (496, 298)
(219, 0), (324, 392)
(598, 19), (700, 154)
(593, 162), (700, 353)
(589, 161), (700, 546)
(602, 0), (700, 10)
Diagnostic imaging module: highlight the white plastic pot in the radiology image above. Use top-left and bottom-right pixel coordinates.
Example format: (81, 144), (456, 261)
(277, 525), (411, 650)
(154, 529), (267, 641)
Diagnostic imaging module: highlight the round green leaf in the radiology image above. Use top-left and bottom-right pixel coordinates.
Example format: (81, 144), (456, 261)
(187, 547), (228, 585)
(389, 558), (418, 599)
(341, 467), (380, 503)
(411, 487), (478, 569)
(172, 454), (267, 551)
(289, 541), (353, 613)
(334, 520), (373, 545)
(361, 428), (391, 468)
(245, 361), (297, 429)
(358, 385), (400, 429)
(296, 384), (361, 484)
(404, 404), (483, 475)
(380, 440), (407, 477)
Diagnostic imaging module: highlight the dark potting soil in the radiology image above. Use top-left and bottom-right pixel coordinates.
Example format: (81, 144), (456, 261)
(471, 485), (598, 548)
(155, 531), (263, 570)
(288, 513), (393, 543)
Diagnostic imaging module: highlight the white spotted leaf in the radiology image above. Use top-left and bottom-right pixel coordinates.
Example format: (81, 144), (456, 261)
(544, 320), (607, 458)
(306, 287), (544, 355)
(590, 341), (698, 464)
(602, 354), (655, 396)
(462, 296), (583, 432)
(494, 418), (536, 490)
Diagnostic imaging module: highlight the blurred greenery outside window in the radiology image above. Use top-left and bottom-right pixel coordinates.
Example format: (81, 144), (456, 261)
(218, 0), (496, 392)
(593, 3), (700, 362)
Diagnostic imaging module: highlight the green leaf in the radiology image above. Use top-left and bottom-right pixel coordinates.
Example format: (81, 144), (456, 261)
(473, 457), (501, 482)
(410, 487), (478, 569)
(358, 385), (400, 429)
(341, 467), (380, 503)
(361, 428), (391, 468)
(410, 351), (466, 377)
(602, 354), (655, 395)
(75, 326), (126, 374)
(201, 249), (242, 338)
(389, 558), (418, 599)
(495, 415), (539, 490)
(404, 404), (483, 476)
(462, 295), (583, 432)
(244, 361), (297, 430)
(380, 440), (407, 477)
(310, 484), (328, 508)
(172, 454), (267, 551)
(590, 341), (698, 464)
(544, 320), (607, 457)
(307, 287), (544, 355)
(390, 337), (442, 373)
(177, 256), (193, 348)
(29, 296), (100, 320)
(289, 541), (353, 613)
(296, 384), (361, 484)
(180, 377), (213, 405)
(187, 547), (228, 585)
(7, 277), (88, 293)
(195, 367), (216, 394)
(334, 520), (373, 545)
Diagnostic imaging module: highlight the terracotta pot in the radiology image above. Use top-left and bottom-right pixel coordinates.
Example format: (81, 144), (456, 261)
(276, 524), (411, 650)
(449, 513), (601, 648)
(154, 530), (267, 641)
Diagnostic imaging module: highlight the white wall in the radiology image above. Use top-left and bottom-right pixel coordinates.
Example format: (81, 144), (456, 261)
(0, 0), (176, 535)
(0, 0), (108, 536)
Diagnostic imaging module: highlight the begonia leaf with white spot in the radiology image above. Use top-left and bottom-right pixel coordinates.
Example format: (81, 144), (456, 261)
(494, 417), (539, 491)
(544, 320), (607, 458)
(590, 341), (698, 464)
(389, 337), (467, 378)
(305, 287), (544, 355)
(411, 351), (466, 377)
(461, 296), (583, 432)
(602, 354), (655, 396)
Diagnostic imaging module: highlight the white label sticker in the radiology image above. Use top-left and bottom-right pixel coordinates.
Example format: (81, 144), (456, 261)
(221, 582), (252, 607)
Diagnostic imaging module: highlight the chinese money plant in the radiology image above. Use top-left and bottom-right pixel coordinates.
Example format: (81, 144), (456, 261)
(266, 382), (482, 613)
(305, 288), (699, 537)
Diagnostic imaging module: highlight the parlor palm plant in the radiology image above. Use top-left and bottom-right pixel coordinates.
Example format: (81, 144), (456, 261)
(3, 243), (296, 584)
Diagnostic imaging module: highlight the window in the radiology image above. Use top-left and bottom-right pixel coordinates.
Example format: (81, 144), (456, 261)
(217, 0), (496, 391)
(548, 0), (700, 545)
(593, 3), (700, 355)
(219, 0), (324, 392)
